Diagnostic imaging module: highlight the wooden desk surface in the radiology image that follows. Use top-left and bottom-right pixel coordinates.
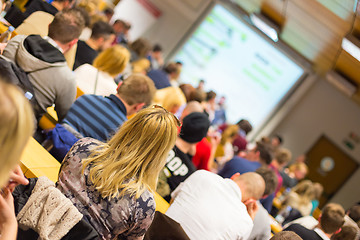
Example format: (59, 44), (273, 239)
(270, 215), (283, 233)
(154, 191), (170, 214)
(20, 137), (60, 183)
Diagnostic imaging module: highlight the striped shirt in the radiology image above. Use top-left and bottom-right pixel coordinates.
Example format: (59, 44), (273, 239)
(63, 94), (127, 142)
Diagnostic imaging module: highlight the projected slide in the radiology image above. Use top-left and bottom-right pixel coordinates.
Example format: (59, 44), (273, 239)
(174, 4), (304, 127)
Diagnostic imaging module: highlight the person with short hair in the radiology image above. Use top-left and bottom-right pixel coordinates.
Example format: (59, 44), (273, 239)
(62, 74), (156, 142)
(3, 9), (85, 123)
(270, 231), (302, 240)
(73, 20), (115, 70)
(165, 171), (265, 239)
(157, 112), (210, 201)
(284, 203), (345, 240)
(218, 141), (273, 178)
(75, 45), (130, 96)
(148, 43), (164, 70)
(112, 19), (131, 45)
(0, 81), (34, 240)
(57, 106), (180, 239)
(147, 62), (180, 89)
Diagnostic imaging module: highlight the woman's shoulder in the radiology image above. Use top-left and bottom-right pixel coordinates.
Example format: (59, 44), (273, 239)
(65, 138), (103, 161)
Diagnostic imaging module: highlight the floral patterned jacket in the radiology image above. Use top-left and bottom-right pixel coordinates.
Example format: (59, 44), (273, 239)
(57, 138), (155, 240)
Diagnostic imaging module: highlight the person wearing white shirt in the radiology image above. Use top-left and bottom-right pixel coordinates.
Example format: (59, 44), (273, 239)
(166, 170), (265, 240)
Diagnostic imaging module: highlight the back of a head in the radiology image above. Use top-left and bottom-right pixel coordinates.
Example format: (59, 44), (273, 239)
(289, 162), (308, 177)
(206, 90), (216, 101)
(256, 141), (273, 165)
(270, 231), (302, 240)
(256, 166), (278, 197)
(153, 44), (162, 52)
(90, 20), (114, 40)
(118, 74), (156, 106)
(234, 172), (265, 201)
(163, 62), (180, 75)
(321, 203), (345, 234)
(274, 148), (292, 166)
(292, 180), (314, 203)
(48, 8), (85, 44)
(313, 182), (324, 200)
(132, 58), (151, 74)
(220, 124), (239, 145)
(180, 112), (210, 144)
(179, 84), (195, 102)
(93, 45), (130, 76)
(153, 87), (186, 113)
(348, 205), (360, 223)
(236, 119), (253, 135)
(129, 38), (152, 58)
(181, 101), (203, 120)
(331, 225), (357, 240)
(189, 88), (206, 103)
(83, 106), (180, 199)
(0, 81), (34, 188)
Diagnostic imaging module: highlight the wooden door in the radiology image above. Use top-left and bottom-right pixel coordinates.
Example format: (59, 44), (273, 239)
(306, 135), (359, 208)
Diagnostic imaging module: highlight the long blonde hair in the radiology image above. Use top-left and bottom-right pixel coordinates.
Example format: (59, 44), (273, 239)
(82, 106), (179, 199)
(0, 81), (34, 188)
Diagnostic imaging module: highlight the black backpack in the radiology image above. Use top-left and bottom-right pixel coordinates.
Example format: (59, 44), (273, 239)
(0, 55), (37, 107)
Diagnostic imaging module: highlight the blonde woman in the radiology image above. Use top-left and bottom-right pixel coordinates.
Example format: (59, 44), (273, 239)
(75, 45), (130, 96)
(0, 81), (34, 240)
(283, 180), (315, 216)
(153, 86), (187, 114)
(57, 106), (180, 240)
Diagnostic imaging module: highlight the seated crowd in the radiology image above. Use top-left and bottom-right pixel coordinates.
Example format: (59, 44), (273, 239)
(0, 0), (359, 239)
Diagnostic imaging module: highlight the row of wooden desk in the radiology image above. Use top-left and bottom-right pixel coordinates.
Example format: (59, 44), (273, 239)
(20, 137), (170, 213)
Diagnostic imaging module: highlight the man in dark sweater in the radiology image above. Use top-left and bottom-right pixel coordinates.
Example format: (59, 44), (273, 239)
(73, 21), (115, 70)
(284, 203), (345, 240)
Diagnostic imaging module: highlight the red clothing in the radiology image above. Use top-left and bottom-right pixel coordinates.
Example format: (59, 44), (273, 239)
(269, 163), (283, 195)
(192, 138), (212, 171)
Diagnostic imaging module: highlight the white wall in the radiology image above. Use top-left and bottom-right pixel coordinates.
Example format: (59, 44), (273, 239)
(140, 0), (213, 57)
(271, 77), (360, 209)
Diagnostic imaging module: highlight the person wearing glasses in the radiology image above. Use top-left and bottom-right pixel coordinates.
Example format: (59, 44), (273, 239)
(57, 106), (180, 240)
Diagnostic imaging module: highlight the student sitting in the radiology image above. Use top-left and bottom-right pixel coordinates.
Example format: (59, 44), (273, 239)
(57, 106), (180, 239)
(62, 74), (156, 142)
(75, 45), (130, 96)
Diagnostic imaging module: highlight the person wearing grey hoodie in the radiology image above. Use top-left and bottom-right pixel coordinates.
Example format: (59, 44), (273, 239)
(2, 9), (85, 123)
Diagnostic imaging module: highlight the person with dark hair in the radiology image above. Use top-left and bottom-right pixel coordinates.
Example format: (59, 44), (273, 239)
(205, 90), (217, 122)
(103, 7), (114, 22)
(270, 231), (302, 240)
(73, 20), (115, 70)
(112, 19), (131, 45)
(3, 9), (85, 123)
(157, 112), (210, 201)
(147, 62), (180, 89)
(148, 43), (164, 70)
(218, 141), (273, 179)
(272, 134), (284, 149)
(284, 203), (345, 240)
(231, 119), (253, 154)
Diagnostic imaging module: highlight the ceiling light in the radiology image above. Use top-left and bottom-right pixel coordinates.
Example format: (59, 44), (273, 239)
(250, 13), (279, 42)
